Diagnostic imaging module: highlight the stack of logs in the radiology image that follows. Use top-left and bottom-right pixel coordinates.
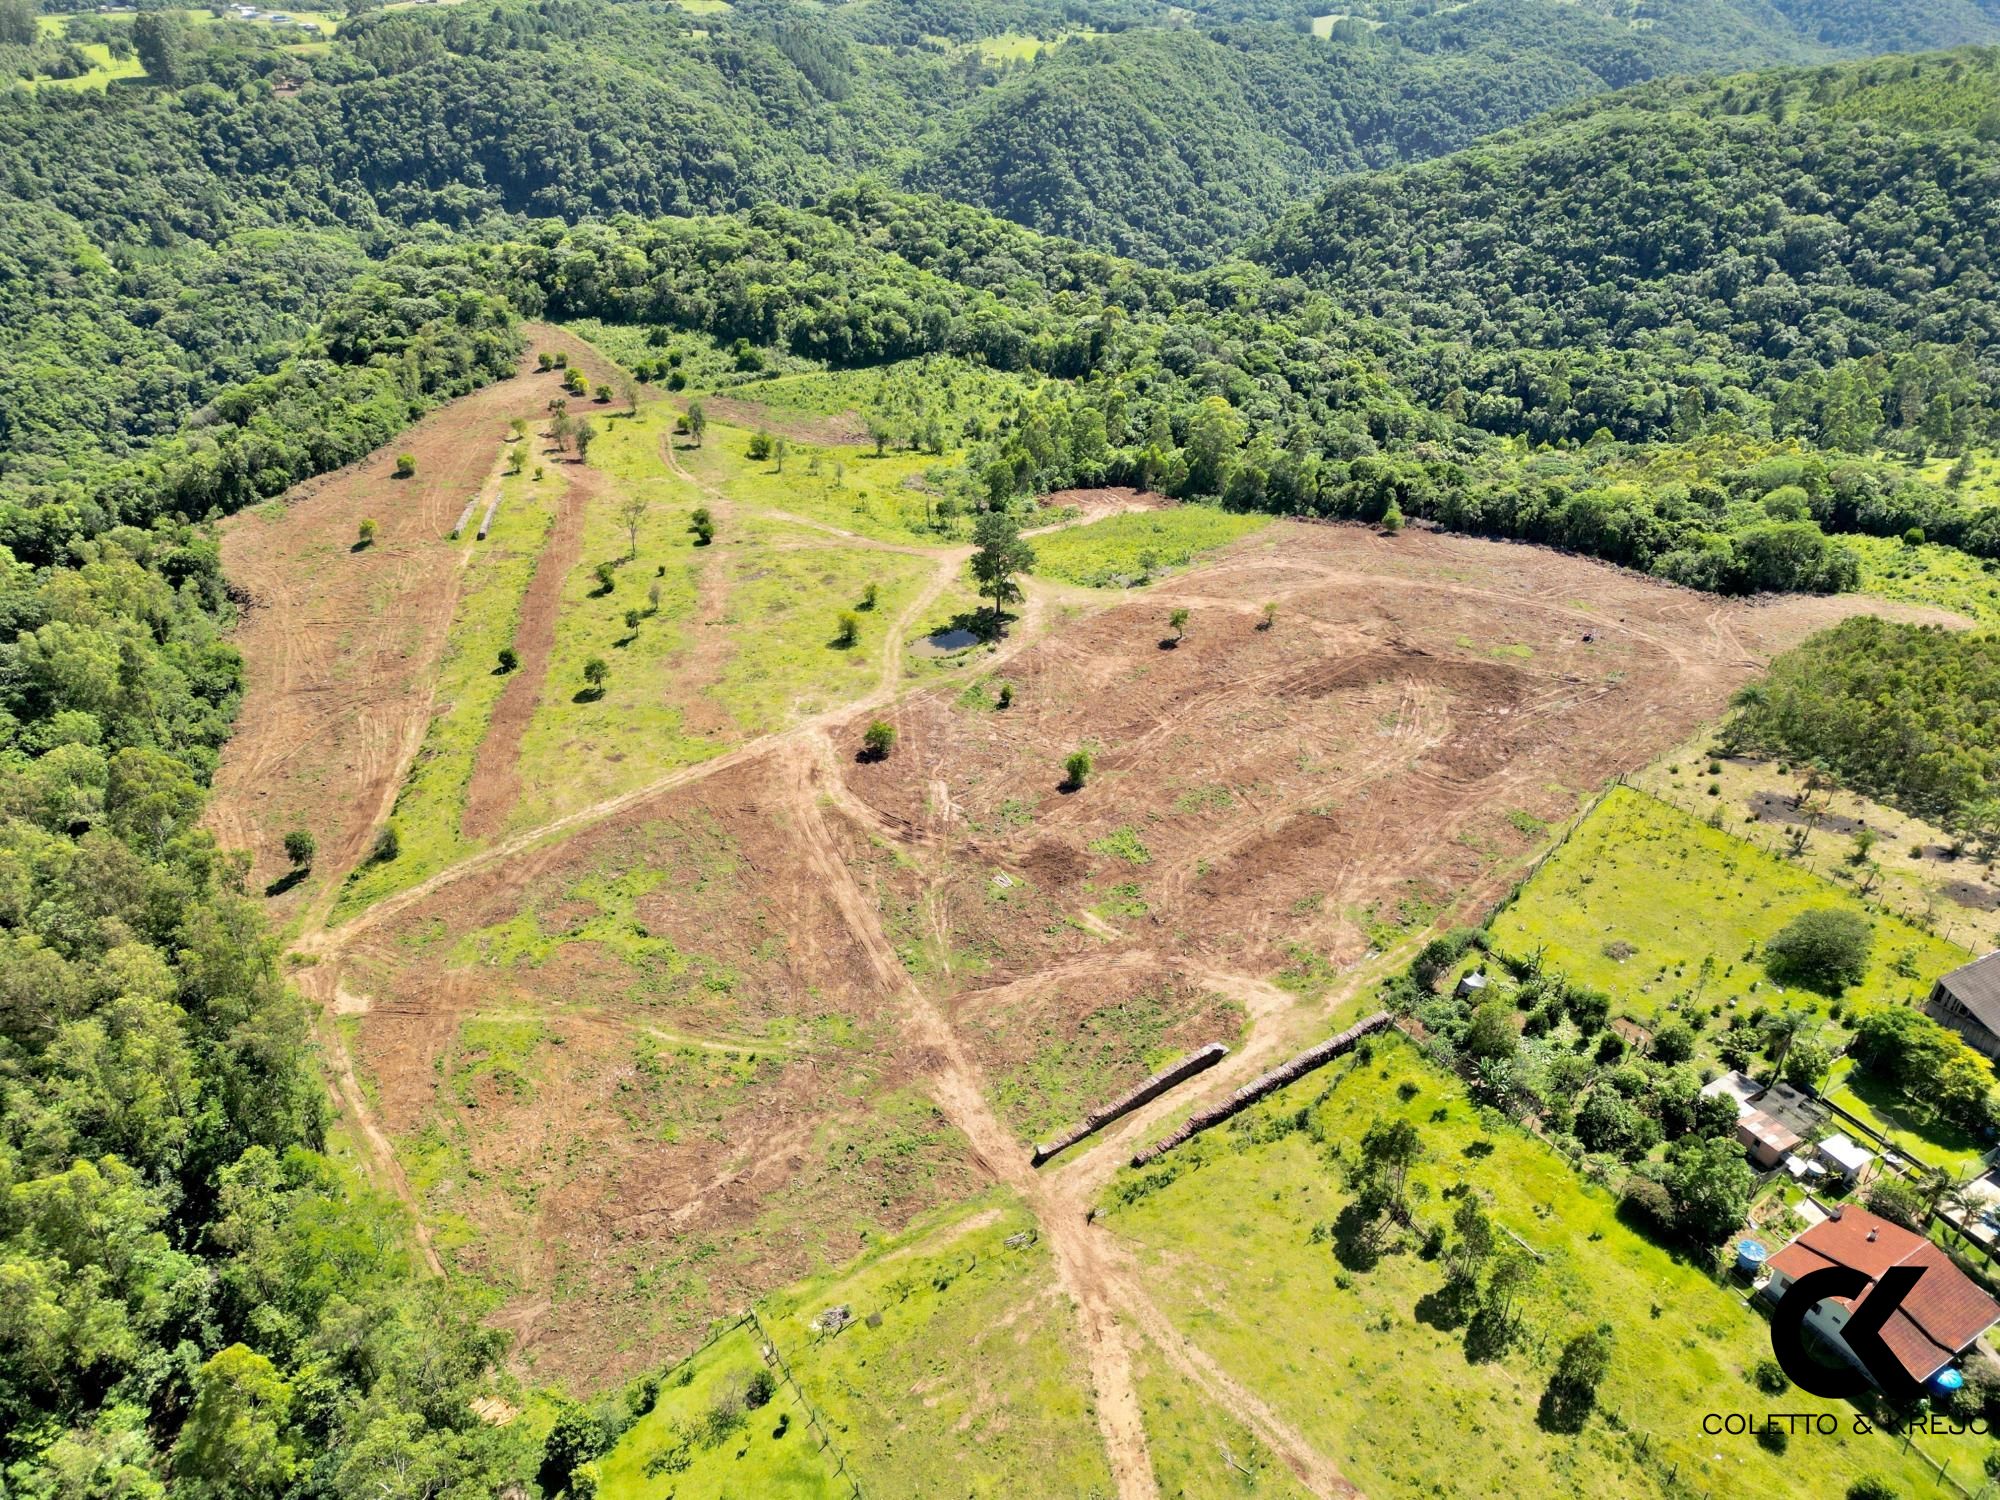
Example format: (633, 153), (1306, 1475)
(1030, 1043), (1229, 1167)
(1129, 1012), (1392, 1168)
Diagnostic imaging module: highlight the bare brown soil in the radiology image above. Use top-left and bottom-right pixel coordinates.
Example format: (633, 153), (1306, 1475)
(1025, 487), (1174, 536)
(338, 757), (981, 1384)
(231, 422), (1959, 1494)
(206, 325), (627, 912)
(461, 460), (599, 839)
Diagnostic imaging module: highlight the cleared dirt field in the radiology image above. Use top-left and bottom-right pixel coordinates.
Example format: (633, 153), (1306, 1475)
(214, 342), (1964, 1494)
(206, 323), (627, 921)
(333, 756), (984, 1383)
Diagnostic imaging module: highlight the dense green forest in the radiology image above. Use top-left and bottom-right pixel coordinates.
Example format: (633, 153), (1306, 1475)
(0, 218), (535, 1487)
(5, 0), (2000, 1490)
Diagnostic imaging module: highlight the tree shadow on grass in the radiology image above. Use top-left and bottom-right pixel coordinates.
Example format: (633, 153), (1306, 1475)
(1331, 1200), (1387, 1273)
(572, 686), (606, 704)
(1462, 1304), (1514, 1365)
(1536, 1381), (1594, 1435)
(263, 867), (308, 898)
(1413, 1270), (1477, 1333)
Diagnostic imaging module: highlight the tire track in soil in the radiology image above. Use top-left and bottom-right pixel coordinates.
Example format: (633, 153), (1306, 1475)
(782, 745), (1162, 1500)
(462, 459), (599, 840)
(657, 430), (740, 739)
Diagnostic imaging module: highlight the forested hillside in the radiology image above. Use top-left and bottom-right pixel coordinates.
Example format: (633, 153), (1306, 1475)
(1257, 53), (2000, 449)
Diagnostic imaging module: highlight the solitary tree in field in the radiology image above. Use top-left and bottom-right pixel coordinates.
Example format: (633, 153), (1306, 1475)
(689, 507), (714, 545)
(1168, 607), (1190, 643)
(537, 351), (555, 372)
(594, 382), (612, 404)
(971, 511), (1034, 635)
(507, 442), (528, 475)
(394, 453), (416, 478)
(834, 611), (861, 648)
(747, 431), (773, 462)
(862, 720), (896, 760)
(573, 419), (597, 462)
(282, 829), (316, 871)
(1063, 748), (1092, 790)
(618, 493), (647, 558)
(860, 582), (879, 610)
(550, 409), (574, 453)
(774, 436), (790, 473)
(1381, 500), (1405, 535)
(687, 401), (707, 448)
(356, 518), (377, 548)
(497, 646), (519, 672)
(620, 377), (639, 415)
(1259, 601), (1278, 631)
(582, 656), (609, 696)
(509, 417), (528, 439)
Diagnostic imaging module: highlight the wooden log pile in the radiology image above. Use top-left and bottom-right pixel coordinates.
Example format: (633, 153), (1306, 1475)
(1030, 1042), (1229, 1167)
(1129, 1012), (1392, 1169)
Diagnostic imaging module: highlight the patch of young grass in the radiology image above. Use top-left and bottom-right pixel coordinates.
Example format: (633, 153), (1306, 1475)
(1135, 1335), (1311, 1500)
(597, 1321), (847, 1500)
(706, 516), (939, 734)
(1029, 506), (1271, 587)
(331, 452), (562, 917)
(986, 983), (1247, 1139)
(753, 1191), (1115, 1498)
(1102, 1034), (1977, 1498)
(1849, 532), (2000, 627)
(505, 410), (724, 828)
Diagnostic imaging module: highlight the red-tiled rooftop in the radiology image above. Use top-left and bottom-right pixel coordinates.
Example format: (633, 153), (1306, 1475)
(1769, 1207), (2000, 1383)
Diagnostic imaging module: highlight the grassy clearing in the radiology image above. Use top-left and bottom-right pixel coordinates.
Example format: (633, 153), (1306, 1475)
(1135, 1335), (1310, 1500)
(1103, 1034), (1977, 1498)
(1489, 785), (1962, 1039)
(1028, 506), (1271, 587)
(1850, 532), (2000, 626)
(504, 412), (721, 828)
(1822, 1056), (1989, 1178)
(982, 982), (1249, 1141)
(559, 320), (814, 390)
(679, 420), (956, 545)
(331, 452), (561, 916)
(708, 516), (939, 736)
(755, 1191), (1114, 1498)
(597, 1321), (847, 1500)
(597, 1191), (1111, 1498)
(1634, 743), (2000, 953)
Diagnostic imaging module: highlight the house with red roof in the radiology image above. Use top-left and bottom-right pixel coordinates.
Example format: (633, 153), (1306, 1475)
(1765, 1206), (2000, 1391)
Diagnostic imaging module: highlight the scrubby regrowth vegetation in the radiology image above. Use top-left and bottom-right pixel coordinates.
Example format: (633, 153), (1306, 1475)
(9, 0), (2000, 1492)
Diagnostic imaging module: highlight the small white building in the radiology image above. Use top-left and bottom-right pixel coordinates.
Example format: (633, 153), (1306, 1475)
(1816, 1132), (1877, 1186)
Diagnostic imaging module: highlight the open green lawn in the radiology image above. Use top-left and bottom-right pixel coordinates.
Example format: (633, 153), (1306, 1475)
(601, 1191), (1113, 1498)
(1027, 506), (1272, 588)
(597, 1321), (848, 1500)
(1822, 1057), (1991, 1178)
(1490, 785), (1964, 1038)
(1103, 1033), (1984, 1498)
